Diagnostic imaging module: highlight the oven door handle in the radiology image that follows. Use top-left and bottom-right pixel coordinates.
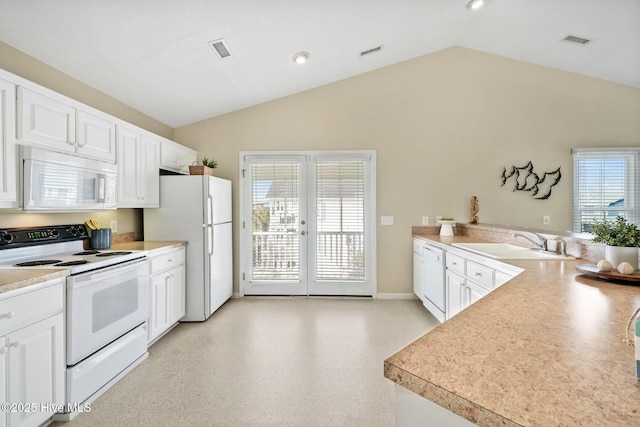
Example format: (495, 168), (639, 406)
(70, 258), (147, 287)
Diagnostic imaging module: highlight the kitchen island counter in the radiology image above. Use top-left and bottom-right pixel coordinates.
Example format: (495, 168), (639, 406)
(385, 234), (640, 426)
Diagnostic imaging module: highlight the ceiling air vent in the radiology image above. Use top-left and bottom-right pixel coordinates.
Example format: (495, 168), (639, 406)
(360, 45), (383, 57)
(563, 35), (591, 45)
(209, 39), (231, 59)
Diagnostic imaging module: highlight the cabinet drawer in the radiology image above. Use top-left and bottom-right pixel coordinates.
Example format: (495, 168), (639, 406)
(150, 247), (185, 275)
(0, 280), (64, 334)
(466, 261), (494, 289)
(446, 253), (465, 275)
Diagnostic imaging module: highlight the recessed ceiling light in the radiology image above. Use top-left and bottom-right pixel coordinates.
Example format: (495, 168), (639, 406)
(466, 0), (484, 10)
(292, 52), (309, 64)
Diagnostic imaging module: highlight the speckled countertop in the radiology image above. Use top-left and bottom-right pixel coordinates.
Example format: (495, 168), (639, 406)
(0, 269), (69, 294)
(111, 240), (186, 255)
(385, 234), (640, 426)
(0, 241), (185, 295)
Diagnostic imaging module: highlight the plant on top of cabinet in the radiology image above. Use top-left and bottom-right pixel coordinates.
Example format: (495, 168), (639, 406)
(189, 156), (218, 176)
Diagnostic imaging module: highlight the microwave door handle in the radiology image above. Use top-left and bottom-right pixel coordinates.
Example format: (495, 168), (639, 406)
(98, 174), (105, 202)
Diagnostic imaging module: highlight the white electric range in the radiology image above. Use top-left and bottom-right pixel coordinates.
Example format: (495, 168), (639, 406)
(0, 224), (149, 421)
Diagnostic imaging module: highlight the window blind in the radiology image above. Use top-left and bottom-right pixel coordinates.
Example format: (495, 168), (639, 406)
(573, 148), (640, 232)
(250, 162), (300, 281)
(315, 160), (366, 281)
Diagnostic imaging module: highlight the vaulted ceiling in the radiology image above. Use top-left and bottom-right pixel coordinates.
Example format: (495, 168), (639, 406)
(1, 0), (638, 128)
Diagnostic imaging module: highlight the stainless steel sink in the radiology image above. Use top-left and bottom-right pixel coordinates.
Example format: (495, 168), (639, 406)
(451, 242), (575, 260)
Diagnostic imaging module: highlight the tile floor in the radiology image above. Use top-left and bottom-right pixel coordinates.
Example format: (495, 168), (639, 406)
(52, 297), (438, 427)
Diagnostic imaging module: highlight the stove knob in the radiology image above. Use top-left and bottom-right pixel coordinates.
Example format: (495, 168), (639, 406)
(51, 229), (60, 237)
(69, 226), (78, 236)
(0, 232), (13, 245)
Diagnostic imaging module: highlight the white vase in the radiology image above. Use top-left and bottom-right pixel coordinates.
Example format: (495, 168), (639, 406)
(604, 246), (639, 270)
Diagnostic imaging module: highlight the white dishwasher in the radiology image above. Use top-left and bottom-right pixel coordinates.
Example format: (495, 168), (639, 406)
(422, 243), (446, 323)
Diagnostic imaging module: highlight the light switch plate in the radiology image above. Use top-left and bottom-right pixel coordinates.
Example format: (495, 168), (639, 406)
(422, 216), (429, 226)
(543, 215), (551, 225)
(380, 216), (394, 226)
(110, 220), (118, 233)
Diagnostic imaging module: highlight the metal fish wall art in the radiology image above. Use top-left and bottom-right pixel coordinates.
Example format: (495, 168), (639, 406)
(500, 162), (561, 200)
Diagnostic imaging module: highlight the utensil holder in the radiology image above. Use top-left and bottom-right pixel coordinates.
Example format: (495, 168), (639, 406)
(91, 228), (112, 249)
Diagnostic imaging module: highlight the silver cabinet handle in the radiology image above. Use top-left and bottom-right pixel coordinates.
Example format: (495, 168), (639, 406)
(301, 231), (306, 235)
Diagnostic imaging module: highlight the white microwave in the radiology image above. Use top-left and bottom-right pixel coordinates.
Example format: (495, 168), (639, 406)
(21, 146), (117, 211)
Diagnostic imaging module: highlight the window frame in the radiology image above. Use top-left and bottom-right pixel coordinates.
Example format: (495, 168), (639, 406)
(572, 147), (640, 233)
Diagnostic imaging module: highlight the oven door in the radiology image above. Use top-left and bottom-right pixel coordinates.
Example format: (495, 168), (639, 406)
(66, 259), (148, 365)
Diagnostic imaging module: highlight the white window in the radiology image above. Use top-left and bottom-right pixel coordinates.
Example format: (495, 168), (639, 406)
(572, 148), (640, 232)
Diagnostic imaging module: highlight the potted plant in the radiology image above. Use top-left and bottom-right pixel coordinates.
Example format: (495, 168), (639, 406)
(590, 216), (640, 269)
(189, 157), (218, 176)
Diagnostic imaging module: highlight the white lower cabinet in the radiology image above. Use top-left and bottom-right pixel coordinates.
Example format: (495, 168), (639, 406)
(0, 279), (65, 427)
(441, 246), (521, 321)
(148, 247), (186, 344)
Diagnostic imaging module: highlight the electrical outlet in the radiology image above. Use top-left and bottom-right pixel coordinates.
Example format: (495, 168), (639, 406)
(380, 216), (394, 226)
(543, 215), (551, 225)
(110, 220), (118, 233)
(422, 216), (429, 226)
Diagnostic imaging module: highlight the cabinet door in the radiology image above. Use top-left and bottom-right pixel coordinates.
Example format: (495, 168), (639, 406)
(117, 126), (141, 206)
(0, 338), (6, 427)
(77, 110), (116, 162)
(149, 273), (170, 343)
(7, 314), (64, 427)
(446, 271), (465, 320)
(466, 280), (489, 306)
(17, 87), (76, 152)
(138, 135), (159, 208)
(160, 138), (196, 175)
(169, 265), (186, 323)
(0, 79), (16, 205)
(413, 250), (424, 302)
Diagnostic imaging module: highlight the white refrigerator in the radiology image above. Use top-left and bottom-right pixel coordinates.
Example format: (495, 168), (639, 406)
(144, 175), (232, 321)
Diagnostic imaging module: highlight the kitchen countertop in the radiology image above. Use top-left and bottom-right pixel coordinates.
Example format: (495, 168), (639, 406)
(0, 269), (69, 295)
(0, 242), (186, 295)
(111, 241), (187, 255)
(385, 234), (640, 426)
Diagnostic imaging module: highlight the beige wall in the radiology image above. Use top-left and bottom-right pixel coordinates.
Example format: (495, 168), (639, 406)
(174, 46), (640, 294)
(0, 41), (172, 236)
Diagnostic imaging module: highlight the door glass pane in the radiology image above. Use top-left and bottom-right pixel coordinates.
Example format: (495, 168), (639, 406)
(315, 161), (365, 281)
(251, 163), (300, 280)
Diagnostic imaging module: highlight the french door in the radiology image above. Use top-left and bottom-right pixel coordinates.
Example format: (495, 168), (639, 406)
(240, 151), (376, 296)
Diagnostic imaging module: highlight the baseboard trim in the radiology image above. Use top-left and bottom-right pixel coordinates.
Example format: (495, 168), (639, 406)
(376, 293), (419, 300)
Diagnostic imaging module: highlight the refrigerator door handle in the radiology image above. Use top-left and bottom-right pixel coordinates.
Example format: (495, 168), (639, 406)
(204, 224), (214, 255)
(207, 194), (215, 225)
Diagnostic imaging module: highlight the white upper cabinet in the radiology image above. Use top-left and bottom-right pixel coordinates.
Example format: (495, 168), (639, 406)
(0, 78), (17, 206)
(17, 87), (116, 163)
(17, 87), (76, 153)
(117, 125), (160, 208)
(160, 137), (197, 175)
(77, 109), (116, 162)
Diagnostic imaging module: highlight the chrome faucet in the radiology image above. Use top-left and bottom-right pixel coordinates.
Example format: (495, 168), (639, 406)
(550, 239), (568, 256)
(513, 232), (548, 251)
